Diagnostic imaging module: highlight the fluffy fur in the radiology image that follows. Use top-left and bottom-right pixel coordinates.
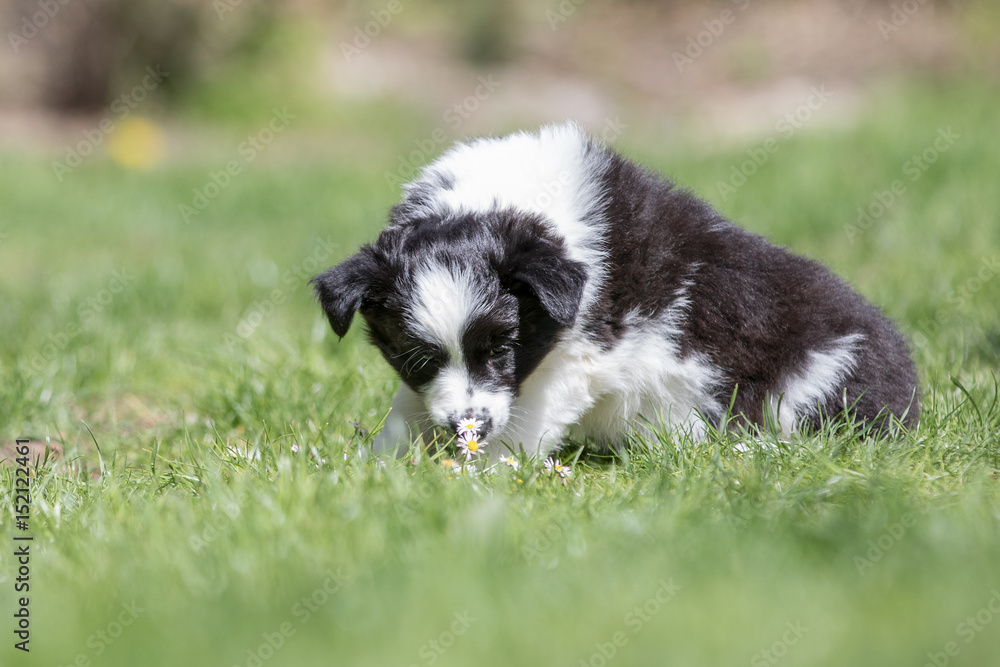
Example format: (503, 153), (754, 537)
(312, 123), (919, 460)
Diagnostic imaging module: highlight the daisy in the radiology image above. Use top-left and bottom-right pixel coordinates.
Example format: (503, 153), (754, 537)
(457, 417), (483, 438)
(499, 455), (520, 471)
(457, 433), (486, 460)
(543, 457), (571, 479)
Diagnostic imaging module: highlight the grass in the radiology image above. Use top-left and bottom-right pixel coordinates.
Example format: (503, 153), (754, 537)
(2, 77), (999, 666)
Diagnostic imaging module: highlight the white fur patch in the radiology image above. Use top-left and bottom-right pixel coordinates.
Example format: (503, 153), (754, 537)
(770, 333), (865, 433)
(423, 364), (512, 435)
(409, 122), (609, 312)
(408, 264), (484, 359)
(409, 264), (513, 433)
(494, 303), (724, 458)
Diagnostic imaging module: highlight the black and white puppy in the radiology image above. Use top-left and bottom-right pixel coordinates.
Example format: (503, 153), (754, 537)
(312, 123), (919, 460)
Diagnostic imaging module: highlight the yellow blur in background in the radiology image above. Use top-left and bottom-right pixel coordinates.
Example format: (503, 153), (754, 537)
(107, 117), (166, 170)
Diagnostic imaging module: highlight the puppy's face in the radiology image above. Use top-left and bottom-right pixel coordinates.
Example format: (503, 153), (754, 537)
(312, 208), (587, 441)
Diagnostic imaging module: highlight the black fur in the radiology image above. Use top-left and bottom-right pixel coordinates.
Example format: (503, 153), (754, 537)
(311, 209), (581, 403)
(585, 152), (919, 429)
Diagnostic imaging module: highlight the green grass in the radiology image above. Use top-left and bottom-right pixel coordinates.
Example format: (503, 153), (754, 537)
(2, 78), (1000, 666)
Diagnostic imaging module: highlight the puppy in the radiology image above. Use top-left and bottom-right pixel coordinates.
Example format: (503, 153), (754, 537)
(312, 123), (919, 460)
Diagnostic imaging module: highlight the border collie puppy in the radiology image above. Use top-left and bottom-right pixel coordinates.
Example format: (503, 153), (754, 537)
(312, 123), (918, 460)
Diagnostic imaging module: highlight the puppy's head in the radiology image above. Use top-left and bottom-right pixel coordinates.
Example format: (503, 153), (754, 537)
(312, 208), (587, 441)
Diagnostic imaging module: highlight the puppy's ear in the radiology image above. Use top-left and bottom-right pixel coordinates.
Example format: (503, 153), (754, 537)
(504, 236), (588, 328)
(310, 248), (378, 338)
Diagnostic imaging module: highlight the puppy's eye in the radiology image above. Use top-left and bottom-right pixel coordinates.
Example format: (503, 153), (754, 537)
(489, 344), (512, 358)
(422, 350), (445, 365)
(397, 346), (445, 377)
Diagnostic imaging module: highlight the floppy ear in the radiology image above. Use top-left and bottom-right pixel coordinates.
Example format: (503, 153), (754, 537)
(310, 249), (378, 338)
(504, 235), (588, 328)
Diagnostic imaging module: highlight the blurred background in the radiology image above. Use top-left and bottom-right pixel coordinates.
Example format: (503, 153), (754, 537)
(2, 0), (998, 164)
(3, 3), (1000, 667)
(3, 0), (998, 388)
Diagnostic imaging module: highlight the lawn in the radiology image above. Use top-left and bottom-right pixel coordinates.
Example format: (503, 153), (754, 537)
(2, 78), (999, 666)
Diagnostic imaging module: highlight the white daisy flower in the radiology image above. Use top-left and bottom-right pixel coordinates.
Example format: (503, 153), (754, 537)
(457, 433), (486, 460)
(499, 455), (520, 471)
(457, 417), (483, 438)
(543, 457), (571, 479)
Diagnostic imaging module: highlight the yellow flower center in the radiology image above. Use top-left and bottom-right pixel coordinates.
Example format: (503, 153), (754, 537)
(467, 440), (479, 452)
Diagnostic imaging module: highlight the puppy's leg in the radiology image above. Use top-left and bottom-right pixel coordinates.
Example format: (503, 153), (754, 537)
(373, 384), (428, 458)
(496, 368), (595, 460)
(495, 411), (583, 462)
